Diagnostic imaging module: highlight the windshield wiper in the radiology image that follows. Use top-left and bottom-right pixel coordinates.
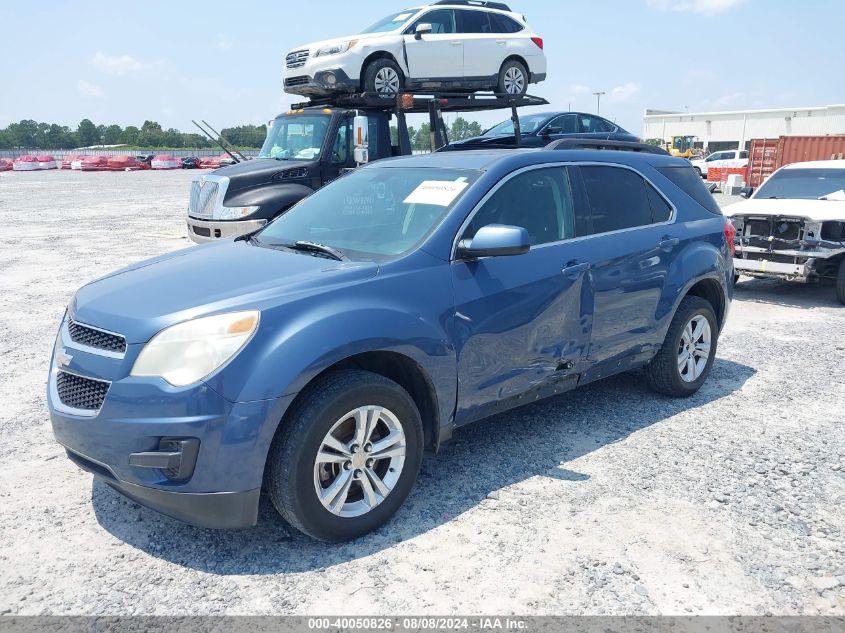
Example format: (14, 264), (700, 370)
(292, 241), (346, 260)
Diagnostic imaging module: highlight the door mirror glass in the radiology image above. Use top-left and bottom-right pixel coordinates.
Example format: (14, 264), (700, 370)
(415, 23), (433, 38)
(457, 224), (530, 258)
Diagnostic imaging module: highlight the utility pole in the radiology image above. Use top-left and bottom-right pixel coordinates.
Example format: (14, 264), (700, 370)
(593, 91), (606, 115)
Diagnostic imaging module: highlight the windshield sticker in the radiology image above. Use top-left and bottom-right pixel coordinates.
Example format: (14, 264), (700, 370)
(403, 180), (468, 206)
(394, 12), (412, 20)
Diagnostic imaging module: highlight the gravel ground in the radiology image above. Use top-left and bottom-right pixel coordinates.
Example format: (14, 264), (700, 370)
(0, 170), (843, 616)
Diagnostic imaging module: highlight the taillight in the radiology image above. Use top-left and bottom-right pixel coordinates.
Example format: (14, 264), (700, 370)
(723, 219), (736, 257)
(531, 37), (544, 49)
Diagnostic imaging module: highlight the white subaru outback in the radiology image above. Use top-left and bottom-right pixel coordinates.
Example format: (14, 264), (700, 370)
(283, 1), (547, 98)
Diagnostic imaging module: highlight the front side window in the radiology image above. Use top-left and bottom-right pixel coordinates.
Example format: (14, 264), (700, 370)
(464, 167), (575, 246)
(457, 9), (491, 33)
(482, 114), (550, 137)
(330, 119), (351, 165)
(259, 115), (330, 160)
(739, 151), (748, 159)
(754, 168), (845, 200)
(257, 167), (481, 260)
(546, 114), (578, 134)
(408, 9), (456, 34)
(578, 166), (656, 234)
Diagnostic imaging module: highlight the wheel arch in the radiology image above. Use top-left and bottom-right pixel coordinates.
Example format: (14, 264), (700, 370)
(680, 276), (727, 332)
(500, 54), (529, 74)
(360, 51), (403, 87)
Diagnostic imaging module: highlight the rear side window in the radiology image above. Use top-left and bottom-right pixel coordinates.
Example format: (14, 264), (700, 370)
(578, 166), (654, 234)
(488, 12), (524, 33)
(646, 184), (672, 222)
(457, 9), (491, 33)
(656, 166), (722, 215)
(579, 116), (613, 134)
(739, 151), (748, 159)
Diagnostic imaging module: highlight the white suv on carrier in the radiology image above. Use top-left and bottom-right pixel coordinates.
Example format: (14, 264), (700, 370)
(283, 1), (546, 98)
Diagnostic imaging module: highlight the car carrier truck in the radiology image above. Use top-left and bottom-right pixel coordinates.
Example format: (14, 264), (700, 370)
(186, 92), (546, 243)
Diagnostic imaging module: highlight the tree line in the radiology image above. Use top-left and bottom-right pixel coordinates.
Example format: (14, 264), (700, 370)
(0, 119), (268, 150)
(391, 117), (485, 151)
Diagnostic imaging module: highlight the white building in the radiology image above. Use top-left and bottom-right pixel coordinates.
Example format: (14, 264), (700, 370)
(643, 104), (845, 153)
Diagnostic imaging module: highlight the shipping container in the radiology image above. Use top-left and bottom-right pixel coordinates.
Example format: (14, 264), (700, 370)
(746, 135), (845, 188)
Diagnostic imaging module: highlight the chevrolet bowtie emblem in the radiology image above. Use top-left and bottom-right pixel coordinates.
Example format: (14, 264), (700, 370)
(56, 348), (73, 369)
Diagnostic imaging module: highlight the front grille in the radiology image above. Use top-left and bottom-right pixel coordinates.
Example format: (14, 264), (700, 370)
(68, 319), (126, 354)
(285, 49), (309, 69)
(284, 75), (310, 87)
(737, 215), (805, 249)
(188, 179), (220, 218)
(56, 371), (110, 411)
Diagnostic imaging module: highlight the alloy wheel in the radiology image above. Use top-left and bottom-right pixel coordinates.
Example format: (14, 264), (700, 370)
(374, 68), (400, 96)
(677, 314), (712, 382)
(313, 405), (406, 517)
(503, 67), (525, 94)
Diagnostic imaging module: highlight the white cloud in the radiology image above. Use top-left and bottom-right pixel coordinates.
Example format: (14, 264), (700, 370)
(217, 34), (233, 51)
(92, 51), (146, 75)
(713, 91), (746, 107)
(568, 84), (591, 95)
(608, 82), (641, 102)
(647, 0), (745, 16)
(77, 80), (103, 98)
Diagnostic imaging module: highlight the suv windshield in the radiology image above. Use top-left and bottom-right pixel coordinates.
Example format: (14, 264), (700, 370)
(256, 167), (481, 260)
(483, 114), (550, 137)
(755, 168), (845, 200)
(259, 114), (330, 160)
(361, 10), (417, 33)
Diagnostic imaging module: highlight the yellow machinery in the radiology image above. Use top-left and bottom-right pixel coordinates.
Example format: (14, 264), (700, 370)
(666, 135), (701, 158)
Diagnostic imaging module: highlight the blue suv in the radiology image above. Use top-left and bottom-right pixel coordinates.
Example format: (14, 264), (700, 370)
(49, 143), (734, 541)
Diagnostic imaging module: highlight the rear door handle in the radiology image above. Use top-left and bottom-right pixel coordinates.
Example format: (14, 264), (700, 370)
(496, 40), (507, 44)
(451, 41), (463, 45)
(562, 262), (589, 278)
(659, 237), (679, 251)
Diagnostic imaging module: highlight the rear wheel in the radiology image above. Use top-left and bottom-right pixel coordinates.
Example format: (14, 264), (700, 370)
(836, 258), (845, 305)
(497, 60), (528, 95)
(645, 296), (718, 397)
(266, 370), (423, 541)
(363, 59), (404, 97)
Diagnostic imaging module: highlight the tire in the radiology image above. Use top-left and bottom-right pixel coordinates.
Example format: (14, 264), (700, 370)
(836, 258), (845, 305)
(645, 296), (718, 397)
(496, 60), (528, 96)
(363, 59), (404, 97)
(266, 370), (423, 541)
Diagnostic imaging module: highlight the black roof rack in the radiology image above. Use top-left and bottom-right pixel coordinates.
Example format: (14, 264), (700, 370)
(545, 138), (669, 155)
(433, 0), (512, 11)
(290, 91), (547, 114)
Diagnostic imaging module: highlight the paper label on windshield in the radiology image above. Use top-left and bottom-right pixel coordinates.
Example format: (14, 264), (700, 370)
(393, 12), (412, 20)
(403, 180), (468, 206)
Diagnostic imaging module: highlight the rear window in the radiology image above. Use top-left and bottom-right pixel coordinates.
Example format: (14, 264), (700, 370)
(657, 166), (722, 215)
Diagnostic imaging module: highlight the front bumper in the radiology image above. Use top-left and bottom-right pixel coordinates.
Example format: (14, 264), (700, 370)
(48, 317), (295, 528)
(284, 62), (358, 96)
(186, 216), (267, 244)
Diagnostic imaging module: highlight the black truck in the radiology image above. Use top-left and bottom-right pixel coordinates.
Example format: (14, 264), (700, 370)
(186, 92), (546, 243)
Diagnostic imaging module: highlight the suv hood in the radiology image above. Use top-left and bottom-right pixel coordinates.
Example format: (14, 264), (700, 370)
(723, 198), (845, 221)
(71, 241), (378, 343)
(293, 32), (387, 54)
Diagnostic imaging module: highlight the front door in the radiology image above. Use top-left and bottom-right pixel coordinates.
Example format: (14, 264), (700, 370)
(403, 9), (463, 80)
(450, 166), (593, 424)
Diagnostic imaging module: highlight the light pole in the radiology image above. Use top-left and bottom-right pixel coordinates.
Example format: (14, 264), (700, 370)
(593, 91), (606, 115)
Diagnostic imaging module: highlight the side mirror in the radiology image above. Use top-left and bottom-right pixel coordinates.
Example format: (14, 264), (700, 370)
(542, 127), (562, 137)
(415, 23), (432, 39)
(740, 186), (753, 198)
(457, 224), (530, 259)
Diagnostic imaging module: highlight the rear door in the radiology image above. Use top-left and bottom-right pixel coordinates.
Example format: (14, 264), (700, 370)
(455, 9), (500, 80)
(403, 9), (464, 80)
(450, 166), (594, 423)
(570, 164), (678, 370)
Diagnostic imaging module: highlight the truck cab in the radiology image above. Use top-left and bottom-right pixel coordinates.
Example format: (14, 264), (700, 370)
(187, 107), (392, 243)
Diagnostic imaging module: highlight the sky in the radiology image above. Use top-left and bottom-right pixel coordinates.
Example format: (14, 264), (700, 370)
(1, 0), (843, 137)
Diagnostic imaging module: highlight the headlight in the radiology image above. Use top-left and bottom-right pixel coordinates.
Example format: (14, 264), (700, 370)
(131, 311), (259, 387)
(217, 205), (260, 220)
(315, 40), (357, 57)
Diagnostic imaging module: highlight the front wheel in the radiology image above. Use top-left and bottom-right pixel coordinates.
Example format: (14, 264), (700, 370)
(497, 60), (528, 95)
(266, 370), (423, 541)
(363, 59), (404, 97)
(645, 296), (718, 397)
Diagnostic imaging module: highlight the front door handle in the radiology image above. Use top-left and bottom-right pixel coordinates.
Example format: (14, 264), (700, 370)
(659, 237), (679, 251)
(562, 262), (589, 278)
(451, 41), (463, 46)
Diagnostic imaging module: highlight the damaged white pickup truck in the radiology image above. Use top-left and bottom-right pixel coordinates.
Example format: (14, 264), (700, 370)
(724, 160), (845, 304)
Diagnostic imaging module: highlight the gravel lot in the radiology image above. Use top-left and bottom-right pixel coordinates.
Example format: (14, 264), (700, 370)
(0, 170), (843, 616)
